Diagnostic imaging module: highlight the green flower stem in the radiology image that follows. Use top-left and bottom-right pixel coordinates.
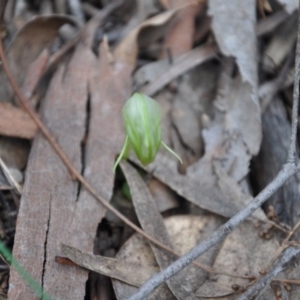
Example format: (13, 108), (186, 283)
(113, 135), (130, 173)
(161, 141), (183, 164)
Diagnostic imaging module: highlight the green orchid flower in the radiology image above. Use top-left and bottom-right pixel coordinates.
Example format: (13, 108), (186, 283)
(113, 93), (182, 172)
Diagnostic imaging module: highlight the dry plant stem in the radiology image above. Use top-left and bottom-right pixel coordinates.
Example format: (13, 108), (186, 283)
(238, 246), (300, 300)
(287, 2), (300, 163)
(274, 278), (300, 285)
(267, 220), (289, 234)
(285, 220), (300, 241)
(128, 163), (300, 300)
(257, 221), (300, 278)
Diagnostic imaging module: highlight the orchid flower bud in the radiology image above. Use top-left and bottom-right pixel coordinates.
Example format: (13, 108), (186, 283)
(113, 93), (182, 172)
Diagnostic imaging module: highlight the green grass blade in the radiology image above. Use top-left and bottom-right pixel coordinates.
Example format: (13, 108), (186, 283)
(161, 141), (183, 164)
(0, 240), (53, 300)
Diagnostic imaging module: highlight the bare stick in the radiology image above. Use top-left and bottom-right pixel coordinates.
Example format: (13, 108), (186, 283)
(238, 246), (300, 300)
(287, 2), (300, 163)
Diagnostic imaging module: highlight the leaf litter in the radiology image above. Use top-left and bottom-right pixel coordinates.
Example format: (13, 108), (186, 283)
(1, 0), (300, 299)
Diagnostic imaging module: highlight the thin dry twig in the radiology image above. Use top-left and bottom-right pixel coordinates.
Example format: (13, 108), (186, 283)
(238, 246), (300, 300)
(273, 278), (300, 285)
(128, 4), (300, 300)
(285, 220), (300, 242)
(287, 2), (300, 163)
(259, 220), (300, 277)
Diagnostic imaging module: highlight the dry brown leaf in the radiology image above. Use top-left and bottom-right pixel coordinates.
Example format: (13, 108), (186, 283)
(8, 7), (136, 299)
(114, 234), (174, 300)
(148, 178), (179, 212)
(0, 137), (30, 169)
(114, 9), (177, 68)
(21, 48), (50, 102)
(213, 163), (267, 221)
(65, 36), (127, 277)
(263, 13), (297, 70)
(208, 0), (260, 172)
(120, 0), (161, 40)
(170, 63), (219, 162)
(0, 102), (37, 138)
(171, 95), (202, 157)
(8, 40), (96, 300)
(155, 90), (174, 145)
(178, 62), (219, 117)
(209, 0), (257, 89)
(0, 15), (74, 182)
(133, 59), (169, 88)
(113, 215), (222, 299)
(121, 161), (202, 299)
(257, 9), (289, 36)
(60, 244), (159, 287)
(59, 38), (133, 292)
(207, 3), (262, 186)
(189, 75), (261, 183)
(135, 61), (218, 165)
(161, 0), (203, 58)
(131, 152), (264, 220)
(158, 0), (210, 169)
(80, 38), (131, 225)
(4, 2), (296, 300)
(0, 15), (76, 104)
(139, 52), (258, 213)
(277, 0), (298, 14)
(141, 44), (216, 96)
(196, 281), (236, 298)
